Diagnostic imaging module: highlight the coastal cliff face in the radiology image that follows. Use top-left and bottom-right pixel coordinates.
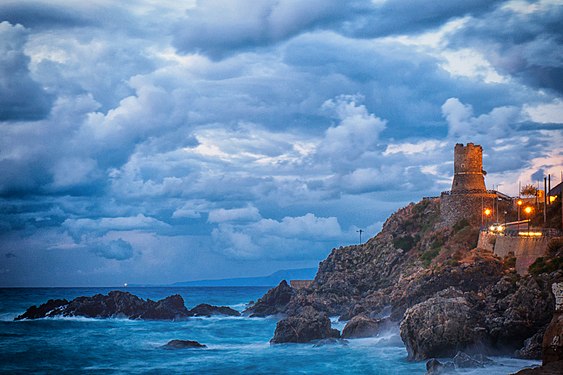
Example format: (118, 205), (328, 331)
(248, 198), (562, 361)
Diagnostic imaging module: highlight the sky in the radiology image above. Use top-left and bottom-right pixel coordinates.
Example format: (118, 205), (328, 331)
(0, 0), (562, 287)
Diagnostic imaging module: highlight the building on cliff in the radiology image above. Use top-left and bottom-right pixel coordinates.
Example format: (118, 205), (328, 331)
(440, 143), (502, 227)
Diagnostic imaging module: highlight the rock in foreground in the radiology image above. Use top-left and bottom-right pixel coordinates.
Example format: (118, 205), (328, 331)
(162, 339), (206, 349)
(244, 280), (294, 317)
(15, 291), (240, 321)
(341, 315), (386, 338)
(188, 303), (240, 317)
(400, 289), (485, 360)
(270, 307), (340, 344)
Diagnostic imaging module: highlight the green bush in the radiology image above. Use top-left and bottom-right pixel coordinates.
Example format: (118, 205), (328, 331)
(420, 247), (441, 267)
(529, 256), (563, 276)
(393, 235), (418, 251)
(453, 218), (470, 232)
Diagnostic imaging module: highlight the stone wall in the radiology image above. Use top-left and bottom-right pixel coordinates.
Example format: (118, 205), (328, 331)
(477, 231), (495, 251)
(440, 192), (497, 227)
(478, 232), (550, 275)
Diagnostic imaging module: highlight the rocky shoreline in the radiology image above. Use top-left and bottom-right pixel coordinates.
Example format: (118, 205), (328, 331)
(244, 198), (563, 371)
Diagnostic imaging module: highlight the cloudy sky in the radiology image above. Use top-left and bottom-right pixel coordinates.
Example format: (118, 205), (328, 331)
(1, 0), (562, 286)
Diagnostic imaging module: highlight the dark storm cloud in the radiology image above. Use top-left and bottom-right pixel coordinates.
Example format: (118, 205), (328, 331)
(0, 2), (94, 29)
(90, 238), (135, 261)
(448, 2), (563, 94)
(172, 0), (506, 59)
(346, 0), (506, 38)
(0, 22), (53, 121)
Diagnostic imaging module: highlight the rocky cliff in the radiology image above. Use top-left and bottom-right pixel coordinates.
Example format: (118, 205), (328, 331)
(247, 198), (562, 362)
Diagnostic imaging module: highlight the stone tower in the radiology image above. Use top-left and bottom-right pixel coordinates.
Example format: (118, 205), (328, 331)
(451, 143), (486, 192)
(440, 143), (496, 226)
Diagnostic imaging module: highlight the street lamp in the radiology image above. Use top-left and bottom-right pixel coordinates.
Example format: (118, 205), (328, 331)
(517, 199), (523, 221)
(356, 229), (364, 244)
(524, 206), (533, 232)
(484, 208), (492, 226)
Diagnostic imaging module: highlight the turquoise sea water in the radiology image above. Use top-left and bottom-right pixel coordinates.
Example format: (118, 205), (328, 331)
(0, 287), (540, 374)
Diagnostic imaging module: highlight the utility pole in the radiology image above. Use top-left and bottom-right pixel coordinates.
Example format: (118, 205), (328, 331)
(356, 229), (364, 244)
(544, 177), (547, 224)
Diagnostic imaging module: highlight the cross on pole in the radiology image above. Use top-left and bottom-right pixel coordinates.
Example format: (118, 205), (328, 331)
(356, 229), (364, 244)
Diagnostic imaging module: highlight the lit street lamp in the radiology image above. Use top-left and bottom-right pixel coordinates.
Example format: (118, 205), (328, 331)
(517, 199), (523, 221)
(524, 206), (533, 232)
(483, 208), (492, 227)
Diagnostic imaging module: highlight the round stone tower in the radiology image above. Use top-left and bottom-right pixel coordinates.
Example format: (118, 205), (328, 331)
(451, 143), (486, 192)
(440, 143), (496, 227)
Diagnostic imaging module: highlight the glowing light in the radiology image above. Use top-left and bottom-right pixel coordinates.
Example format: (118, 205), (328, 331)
(517, 199), (523, 206)
(518, 232), (542, 237)
(484, 208), (492, 216)
(549, 196), (557, 203)
(524, 206), (533, 214)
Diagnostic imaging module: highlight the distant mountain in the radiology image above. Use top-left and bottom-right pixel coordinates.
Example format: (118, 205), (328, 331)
(172, 267), (317, 287)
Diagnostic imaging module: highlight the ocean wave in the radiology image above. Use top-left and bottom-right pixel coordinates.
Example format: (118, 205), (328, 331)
(13, 315), (138, 323)
(0, 313), (19, 321)
(227, 303), (248, 311)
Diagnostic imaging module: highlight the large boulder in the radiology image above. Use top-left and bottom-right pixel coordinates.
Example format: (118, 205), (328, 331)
(400, 289), (485, 360)
(270, 306), (340, 344)
(515, 328), (546, 360)
(341, 315), (386, 338)
(244, 280), (295, 317)
(485, 276), (554, 348)
(15, 291), (190, 320)
(188, 303), (240, 317)
(542, 311), (563, 365)
(140, 294), (192, 320)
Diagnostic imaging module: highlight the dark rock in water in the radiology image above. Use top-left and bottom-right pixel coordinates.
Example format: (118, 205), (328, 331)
(472, 353), (493, 365)
(270, 306), (340, 344)
(140, 294), (191, 320)
(15, 299), (68, 320)
(341, 315), (386, 339)
(453, 351), (484, 368)
(516, 328), (546, 360)
(425, 359), (455, 375)
(312, 338), (349, 347)
(244, 280), (294, 317)
(188, 303), (240, 317)
(15, 291), (190, 321)
(162, 339), (206, 349)
(400, 289), (485, 361)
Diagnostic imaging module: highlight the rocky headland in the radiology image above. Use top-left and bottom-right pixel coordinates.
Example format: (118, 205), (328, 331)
(15, 290), (240, 320)
(245, 198), (563, 367)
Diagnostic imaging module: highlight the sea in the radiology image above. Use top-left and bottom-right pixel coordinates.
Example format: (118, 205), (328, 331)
(0, 287), (540, 374)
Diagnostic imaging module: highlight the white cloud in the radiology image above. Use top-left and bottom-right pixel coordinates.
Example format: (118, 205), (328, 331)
(63, 214), (169, 239)
(524, 99), (563, 124)
(208, 206), (261, 223)
(318, 94), (386, 164)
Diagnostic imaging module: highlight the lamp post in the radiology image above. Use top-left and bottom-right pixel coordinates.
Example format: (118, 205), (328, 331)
(517, 199), (523, 221)
(484, 208), (491, 227)
(356, 229), (364, 244)
(524, 206), (533, 232)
